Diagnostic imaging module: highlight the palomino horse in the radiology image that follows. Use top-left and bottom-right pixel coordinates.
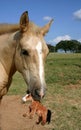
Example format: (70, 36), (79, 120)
(0, 11), (53, 102)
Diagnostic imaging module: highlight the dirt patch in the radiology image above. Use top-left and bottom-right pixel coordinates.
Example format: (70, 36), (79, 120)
(0, 95), (50, 130)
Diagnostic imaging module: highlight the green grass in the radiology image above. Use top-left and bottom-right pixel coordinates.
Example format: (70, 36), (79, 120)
(45, 53), (81, 85)
(7, 53), (81, 130)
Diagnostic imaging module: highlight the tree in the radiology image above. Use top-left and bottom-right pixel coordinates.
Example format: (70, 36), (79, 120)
(55, 40), (69, 53)
(47, 44), (55, 52)
(78, 43), (81, 53)
(56, 40), (81, 53)
(68, 40), (81, 53)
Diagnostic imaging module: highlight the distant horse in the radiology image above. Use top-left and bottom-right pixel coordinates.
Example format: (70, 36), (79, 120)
(0, 11), (53, 102)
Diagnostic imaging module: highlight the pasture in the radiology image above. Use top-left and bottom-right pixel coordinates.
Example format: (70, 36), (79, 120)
(7, 53), (81, 130)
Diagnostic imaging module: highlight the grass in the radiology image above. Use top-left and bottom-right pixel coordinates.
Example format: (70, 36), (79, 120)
(45, 53), (81, 85)
(7, 53), (81, 130)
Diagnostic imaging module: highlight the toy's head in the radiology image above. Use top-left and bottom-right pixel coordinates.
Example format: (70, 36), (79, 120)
(22, 94), (33, 103)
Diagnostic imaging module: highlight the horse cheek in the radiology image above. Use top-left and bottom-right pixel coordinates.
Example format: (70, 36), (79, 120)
(15, 52), (23, 72)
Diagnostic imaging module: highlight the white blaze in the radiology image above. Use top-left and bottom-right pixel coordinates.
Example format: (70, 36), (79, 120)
(36, 41), (44, 95)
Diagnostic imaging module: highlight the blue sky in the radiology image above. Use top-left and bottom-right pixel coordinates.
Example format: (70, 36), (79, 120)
(0, 0), (81, 45)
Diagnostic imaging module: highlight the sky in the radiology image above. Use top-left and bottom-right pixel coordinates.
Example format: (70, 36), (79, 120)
(0, 0), (81, 46)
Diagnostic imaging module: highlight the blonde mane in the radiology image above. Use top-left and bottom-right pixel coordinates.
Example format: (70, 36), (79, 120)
(0, 24), (20, 35)
(0, 22), (40, 35)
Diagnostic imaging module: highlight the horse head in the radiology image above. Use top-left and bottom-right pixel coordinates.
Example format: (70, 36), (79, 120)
(15, 11), (53, 101)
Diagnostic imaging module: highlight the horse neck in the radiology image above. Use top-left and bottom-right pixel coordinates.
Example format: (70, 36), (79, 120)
(7, 32), (19, 77)
(0, 32), (18, 77)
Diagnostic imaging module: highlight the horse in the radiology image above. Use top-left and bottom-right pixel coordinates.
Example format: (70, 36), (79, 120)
(0, 11), (53, 102)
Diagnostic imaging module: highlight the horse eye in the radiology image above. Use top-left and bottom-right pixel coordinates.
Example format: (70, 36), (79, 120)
(21, 49), (29, 56)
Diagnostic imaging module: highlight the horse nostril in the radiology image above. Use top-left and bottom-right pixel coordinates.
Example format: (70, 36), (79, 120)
(35, 89), (40, 96)
(31, 89), (41, 101)
(31, 88), (46, 101)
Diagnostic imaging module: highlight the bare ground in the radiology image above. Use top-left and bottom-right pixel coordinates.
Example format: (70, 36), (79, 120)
(0, 95), (50, 130)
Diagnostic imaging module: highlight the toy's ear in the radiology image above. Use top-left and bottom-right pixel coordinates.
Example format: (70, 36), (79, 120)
(27, 94), (31, 98)
(26, 89), (30, 94)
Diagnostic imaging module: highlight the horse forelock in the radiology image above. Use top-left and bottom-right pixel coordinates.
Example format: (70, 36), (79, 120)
(28, 22), (40, 34)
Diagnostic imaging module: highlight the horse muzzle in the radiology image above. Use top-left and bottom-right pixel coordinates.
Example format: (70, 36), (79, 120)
(31, 87), (46, 101)
(22, 87), (46, 103)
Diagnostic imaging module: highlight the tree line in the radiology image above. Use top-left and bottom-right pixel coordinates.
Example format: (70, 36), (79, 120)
(47, 40), (81, 53)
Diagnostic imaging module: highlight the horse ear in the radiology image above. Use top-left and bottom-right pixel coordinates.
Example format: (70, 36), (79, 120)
(20, 11), (29, 32)
(40, 19), (54, 36)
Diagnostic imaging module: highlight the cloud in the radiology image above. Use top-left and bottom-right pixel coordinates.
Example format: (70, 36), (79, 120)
(50, 35), (71, 45)
(78, 39), (81, 42)
(73, 9), (81, 20)
(43, 16), (52, 21)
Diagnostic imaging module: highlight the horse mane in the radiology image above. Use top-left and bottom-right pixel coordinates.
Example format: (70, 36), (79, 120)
(0, 24), (20, 35)
(0, 22), (40, 35)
